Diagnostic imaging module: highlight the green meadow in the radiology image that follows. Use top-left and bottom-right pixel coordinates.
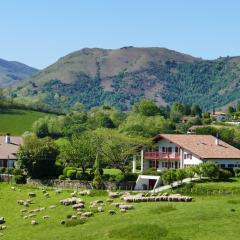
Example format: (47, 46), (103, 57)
(0, 109), (51, 135)
(1, 183), (240, 240)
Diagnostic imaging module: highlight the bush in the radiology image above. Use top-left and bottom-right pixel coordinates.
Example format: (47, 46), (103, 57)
(76, 171), (93, 181)
(13, 168), (24, 176)
(66, 170), (77, 180)
(123, 173), (138, 181)
(58, 174), (66, 180)
(0, 167), (6, 174)
(14, 175), (26, 184)
(92, 169), (104, 189)
(233, 167), (240, 177)
(218, 168), (232, 180)
(115, 173), (125, 183)
(63, 167), (77, 177)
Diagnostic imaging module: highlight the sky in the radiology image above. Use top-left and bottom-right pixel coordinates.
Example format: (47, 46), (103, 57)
(0, 0), (240, 69)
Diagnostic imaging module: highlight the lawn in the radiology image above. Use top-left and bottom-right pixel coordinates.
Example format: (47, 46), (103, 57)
(1, 183), (240, 240)
(0, 109), (52, 135)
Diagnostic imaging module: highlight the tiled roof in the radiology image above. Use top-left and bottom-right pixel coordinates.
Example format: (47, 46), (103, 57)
(0, 136), (23, 160)
(154, 134), (240, 159)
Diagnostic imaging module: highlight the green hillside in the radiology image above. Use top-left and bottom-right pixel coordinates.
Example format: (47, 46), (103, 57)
(9, 47), (240, 111)
(0, 109), (52, 135)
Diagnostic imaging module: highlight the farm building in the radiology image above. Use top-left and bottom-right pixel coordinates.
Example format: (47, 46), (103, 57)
(0, 135), (23, 168)
(140, 134), (240, 172)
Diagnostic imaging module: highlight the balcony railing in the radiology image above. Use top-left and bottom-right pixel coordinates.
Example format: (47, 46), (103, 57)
(144, 151), (180, 160)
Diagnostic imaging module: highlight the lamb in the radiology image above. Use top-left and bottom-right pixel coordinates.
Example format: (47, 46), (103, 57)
(31, 220), (38, 225)
(28, 192), (36, 197)
(72, 203), (84, 209)
(81, 212), (93, 218)
(0, 226), (6, 230)
(119, 204), (133, 210)
(0, 218), (5, 224)
(108, 210), (116, 215)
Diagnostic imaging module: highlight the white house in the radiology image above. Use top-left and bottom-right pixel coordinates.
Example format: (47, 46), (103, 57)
(140, 134), (240, 172)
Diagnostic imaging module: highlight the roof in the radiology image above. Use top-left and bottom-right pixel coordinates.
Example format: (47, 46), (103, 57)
(211, 111), (226, 116)
(153, 134), (240, 159)
(0, 136), (23, 160)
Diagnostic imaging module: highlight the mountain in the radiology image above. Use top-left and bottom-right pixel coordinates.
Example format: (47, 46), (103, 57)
(10, 47), (240, 111)
(0, 58), (38, 87)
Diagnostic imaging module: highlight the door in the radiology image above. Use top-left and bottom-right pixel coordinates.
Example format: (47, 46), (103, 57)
(149, 179), (157, 190)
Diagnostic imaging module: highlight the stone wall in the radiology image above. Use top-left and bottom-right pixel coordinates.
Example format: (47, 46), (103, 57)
(26, 178), (136, 190)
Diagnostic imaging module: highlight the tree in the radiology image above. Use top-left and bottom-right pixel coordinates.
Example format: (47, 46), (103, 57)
(18, 136), (59, 178)
(201, 162), (219, 179)
(176, 168), (187, 184)
(237, 101), (240, 112)
(183, 104), (191, 116)
(32, 117), (49, 138)
(134, 99), (160, 116)
(162, 169), (176, 186)
(187, 167), (195, 180)
(192, 164), (204, 179)
(95, 129), (149, 173)
(170, 102), (184, 122)
(71, 101), (85, 112)
(228, 106), (235, 114)
(191, 104), (202, 117)
(59, 132), (96, 173)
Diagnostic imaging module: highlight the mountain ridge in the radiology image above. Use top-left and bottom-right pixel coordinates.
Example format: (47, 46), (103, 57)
(8, 47), (240, 111)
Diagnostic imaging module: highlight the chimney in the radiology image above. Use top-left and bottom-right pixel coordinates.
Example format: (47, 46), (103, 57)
(5, 134), (10, 144)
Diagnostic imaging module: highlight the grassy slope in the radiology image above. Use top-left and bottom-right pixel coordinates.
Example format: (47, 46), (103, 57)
(0, 109), (51, 135)
(1, 183), (240, 240)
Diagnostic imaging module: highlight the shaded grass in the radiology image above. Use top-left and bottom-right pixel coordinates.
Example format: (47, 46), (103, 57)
(149, 204), (176, 214)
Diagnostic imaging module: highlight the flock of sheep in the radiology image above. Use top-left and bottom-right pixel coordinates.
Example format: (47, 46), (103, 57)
(0, 186), (192, 237)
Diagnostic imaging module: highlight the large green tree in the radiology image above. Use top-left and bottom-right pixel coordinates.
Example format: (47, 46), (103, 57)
(18, 136), (59, 178)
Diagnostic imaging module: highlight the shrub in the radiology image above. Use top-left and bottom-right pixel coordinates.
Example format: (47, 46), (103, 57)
(76, 171), (93, 181)
(123, 173), (138, 181)
(233, 167), (240, 177)
(92, 169), (104, 189)
(58, 174), (66, 180)
(202, 162), (219, 179)
(218, 168), (232, 180)
(115, 173), (125, 183)
(63, 167), (77, 177)
(0, 167), (6, 174)
(14, 175), (26, 184)
(13, 168), (24, 176)
(66, 170), (77, 180)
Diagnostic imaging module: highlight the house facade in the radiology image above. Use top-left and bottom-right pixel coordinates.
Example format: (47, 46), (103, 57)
(0, 135), (23, 168)
(141, 134), (240, 172)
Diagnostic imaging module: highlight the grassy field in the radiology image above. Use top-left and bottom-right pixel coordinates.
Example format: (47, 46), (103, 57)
(1, 183), (240, 240)
(0, 109), (51, 135)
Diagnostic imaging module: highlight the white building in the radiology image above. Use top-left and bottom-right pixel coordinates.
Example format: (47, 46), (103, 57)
(141, 134), (240, 171)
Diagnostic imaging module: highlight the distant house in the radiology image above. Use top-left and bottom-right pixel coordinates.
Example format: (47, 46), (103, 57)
(141, 134), (240, 172)
(0, 135), (23, 168)
(211, 111), (227, 122)
(187, 125), (203, 134)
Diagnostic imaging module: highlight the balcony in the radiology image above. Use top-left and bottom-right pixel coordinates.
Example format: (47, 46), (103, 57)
(144, 151), (180, 161)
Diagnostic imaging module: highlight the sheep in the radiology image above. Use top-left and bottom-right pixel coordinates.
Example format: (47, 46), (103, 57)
(23, 202), (29, 207)
(20, 209), (27, 213)
(31, 220), (38, 225)
(23, 216), (28, 219)
(120, 208), (126, 213)
(79, 190), (90, 196)
(29, 214), (37, 218)
(71, 215), (77, 220)
(55, 189), (62, 194)
(44, 192), (49, 198)
(11, 186), (16, 191)
(108, 191), (120, 198)
(49, 205), (56, 209)
(60, 220), (65, 225)
(28, 192), (36, 198)
(81, 212), (93, 218)
(0, 226), (6, 230)
(111, 202), (123, 208)
(0, 217), (5, 224)
(97, 206), (104, 212)
(70, 191), (77, 197)
(72, 203), (84, 209)
(108, 210), (116, 215)
(119, 204), (133, 210)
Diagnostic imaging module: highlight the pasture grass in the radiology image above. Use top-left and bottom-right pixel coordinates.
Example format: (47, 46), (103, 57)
(0, 109), (51, 135)
(1, 183), (240, 239)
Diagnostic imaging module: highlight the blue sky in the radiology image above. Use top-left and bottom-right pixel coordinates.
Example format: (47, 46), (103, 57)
(1, 0), (240, 69)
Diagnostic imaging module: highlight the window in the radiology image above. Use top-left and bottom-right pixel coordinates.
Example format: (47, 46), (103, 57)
(162, 147), (166, 152)
(175, 147), (179, 153)
(149, 160), (158, 169)
(228, 164), (234, 168)
(220, 164), (225, 168)
(184, 153), (192, 159)
(167, 147), (172, 153)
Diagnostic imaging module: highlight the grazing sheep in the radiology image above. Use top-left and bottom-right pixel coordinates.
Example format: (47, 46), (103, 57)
(111, 202), (123, 207)
(72, 203), (84, 209)
(108, 210), (116, 215)
(97, 207), (104, 212)
(23, 202), (29, 207)
(60, 220), (65, 225)
(55, 189), (62, 194)
(106, 198), (113, 203)
(31, 220), (38, 225)
(0, 218), (5, 224)
(0, 226), (6, 230)
(44, 193), (49, 198)
(23, 216), (28, 219)
(60, 197), (84, 206)
(70, 191), (77, 197)
(29, 214), (37, 218)
(81, 212), (93, 218)
(17, 200), (24, 205)
(28, 192), (36, 198)
(11, 186), (16, 191)
(71, 215), (77, 220)
(40, 207), (45, 211)
(119, 204), (133, 210)
(79, 190), (90, 196)
(120, 208), (126, 213)
(20, 209), (27, 213)
(108, 191), (120, 198)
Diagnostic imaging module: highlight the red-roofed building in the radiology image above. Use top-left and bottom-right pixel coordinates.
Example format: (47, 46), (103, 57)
(141, 134), (240, 171)
(0, 135), (23, 168)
